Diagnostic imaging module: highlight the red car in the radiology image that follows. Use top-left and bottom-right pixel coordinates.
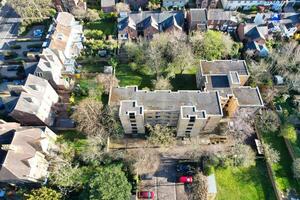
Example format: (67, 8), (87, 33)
(138, 191), (154, 199)
(179, 176), (193, 183)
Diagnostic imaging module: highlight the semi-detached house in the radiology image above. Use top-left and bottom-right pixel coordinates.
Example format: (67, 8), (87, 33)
(0, 120), (57, 184)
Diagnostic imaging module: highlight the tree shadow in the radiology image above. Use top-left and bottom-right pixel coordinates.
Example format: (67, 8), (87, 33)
(171, 74), (197, 90)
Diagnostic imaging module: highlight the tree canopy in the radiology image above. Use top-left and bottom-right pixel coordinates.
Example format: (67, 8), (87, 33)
(7, 0), (55, 18)
(89, 165), (132, 200)
(24, 187), (62, 200)
(147, 124), (175, 147)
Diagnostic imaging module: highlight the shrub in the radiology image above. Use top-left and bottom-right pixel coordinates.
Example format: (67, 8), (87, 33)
(280, 123), (297, 143)
(204, 165), (215, 176)
(10, 44), (21, 49)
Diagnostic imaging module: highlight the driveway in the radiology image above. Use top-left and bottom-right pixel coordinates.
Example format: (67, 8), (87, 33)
(141, 157), (188, 200)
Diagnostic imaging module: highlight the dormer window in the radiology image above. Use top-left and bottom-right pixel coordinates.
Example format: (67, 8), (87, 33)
(24, 97), (34, 103)
(57, 33), (64, 40)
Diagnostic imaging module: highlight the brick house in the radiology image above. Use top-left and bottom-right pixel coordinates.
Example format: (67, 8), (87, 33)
(118, 11), (185, 41)
(187, 9), (207, 32)
(207, 9), (238, 32)
(53, 0), (86, 12)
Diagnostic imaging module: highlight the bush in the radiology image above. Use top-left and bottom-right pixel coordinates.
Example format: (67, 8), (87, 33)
(10, 44), (21, 49)
(74, 84), (89, 97)
(204, 165), (215, 176)
(2, 51), (18, 60)
(27, 43), (42, 49)
(280, 123), (297, 143)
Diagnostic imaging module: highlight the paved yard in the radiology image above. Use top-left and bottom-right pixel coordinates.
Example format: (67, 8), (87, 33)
(141, 157), (189, 200)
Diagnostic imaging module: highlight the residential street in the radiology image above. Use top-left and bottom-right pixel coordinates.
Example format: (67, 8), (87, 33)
(0, 4), (20, 50)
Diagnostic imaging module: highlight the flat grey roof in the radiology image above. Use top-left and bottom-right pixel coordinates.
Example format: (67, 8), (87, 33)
(110, 86), (223, 116)
(200, 60), (249, 76)
(232, 87), (264, 107)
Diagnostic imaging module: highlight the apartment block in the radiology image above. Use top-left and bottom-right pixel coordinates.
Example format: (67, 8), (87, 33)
(109, 87), (223, 137)
(0, 120), (57, 184)
(110, 60), (263, 137)
(196, 60), (264, 117)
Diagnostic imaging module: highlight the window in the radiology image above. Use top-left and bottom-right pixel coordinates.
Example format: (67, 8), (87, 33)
(185, 130), (191, 133)
(189, 117), (196, 122)
(131, 124), (137, 127)
(187, 127), (192, 130)
(188, 123), (194, 127)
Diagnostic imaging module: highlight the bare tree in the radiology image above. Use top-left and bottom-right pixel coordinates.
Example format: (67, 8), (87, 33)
(96, 74), (119, 94)
(125, 149), (160, 175)
(146, 124), (175, 147)
(7, 0), (53, 18)
(293, 158), (300, 178)
(152, 77), (173, 90)
(190, 172), (208, 200)
(71, 98), (107, 139)
(116, 2), (130, 12)
(230, 143), (256, 167)
(263, 143), (280, 165)
(256, 110), (280, 133)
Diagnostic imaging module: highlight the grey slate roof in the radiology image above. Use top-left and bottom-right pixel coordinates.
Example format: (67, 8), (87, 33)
(118, 11), (184, 32)
(190, 9), (207, 22)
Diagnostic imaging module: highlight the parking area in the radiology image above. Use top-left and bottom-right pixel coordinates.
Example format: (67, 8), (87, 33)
(141, 158), (189, 200)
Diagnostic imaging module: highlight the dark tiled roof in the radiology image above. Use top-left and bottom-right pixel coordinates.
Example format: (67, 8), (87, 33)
(118, 11), (184, 32)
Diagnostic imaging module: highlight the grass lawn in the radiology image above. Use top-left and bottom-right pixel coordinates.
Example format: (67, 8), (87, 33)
(116, 64), (154, 89)
(75, 77), (108, 104)
(261, 130), (300, 193)
(215, 160), (276, 200)
(84, 18), (117, 36)
(80, 61), (108, 73)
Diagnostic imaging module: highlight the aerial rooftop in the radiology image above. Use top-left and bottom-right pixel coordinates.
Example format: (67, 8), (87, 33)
(110, 86), (223, 116)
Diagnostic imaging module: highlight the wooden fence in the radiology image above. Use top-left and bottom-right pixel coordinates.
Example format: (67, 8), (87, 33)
(255, 123), (282, 200)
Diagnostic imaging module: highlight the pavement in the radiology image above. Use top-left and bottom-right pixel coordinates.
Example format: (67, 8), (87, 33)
(141, 157), (189, 200)
(0, 4), (20, 50)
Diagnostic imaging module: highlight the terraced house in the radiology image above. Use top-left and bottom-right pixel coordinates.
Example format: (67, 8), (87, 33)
(118, 11), (185, 40)
(110, 60), (263, 137)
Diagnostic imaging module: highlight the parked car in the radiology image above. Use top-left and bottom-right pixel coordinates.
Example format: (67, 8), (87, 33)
(138, 191), (154, 199)
(179, 176), (193, 183)
(176, 163), (195, 175)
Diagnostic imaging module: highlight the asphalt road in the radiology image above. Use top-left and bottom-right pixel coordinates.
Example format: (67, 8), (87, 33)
(0, 4), (20, 49)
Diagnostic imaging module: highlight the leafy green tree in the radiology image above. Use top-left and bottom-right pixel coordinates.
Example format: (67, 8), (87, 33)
(89, 165), (132, 200)
(147, 124), (175, 147)
(280, 123), (297, 142)
(84, 30), (104, 40)
(190, 30), (240, 60)
(292, 158), (300, 178)
(24, 187), (62, 200)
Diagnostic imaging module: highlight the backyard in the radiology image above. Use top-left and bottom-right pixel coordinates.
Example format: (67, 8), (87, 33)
(116, 64), (198, 90)
(260, 129), (300, 193)
(215, 160), (276, 200)
(84, 17), (117, 36)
